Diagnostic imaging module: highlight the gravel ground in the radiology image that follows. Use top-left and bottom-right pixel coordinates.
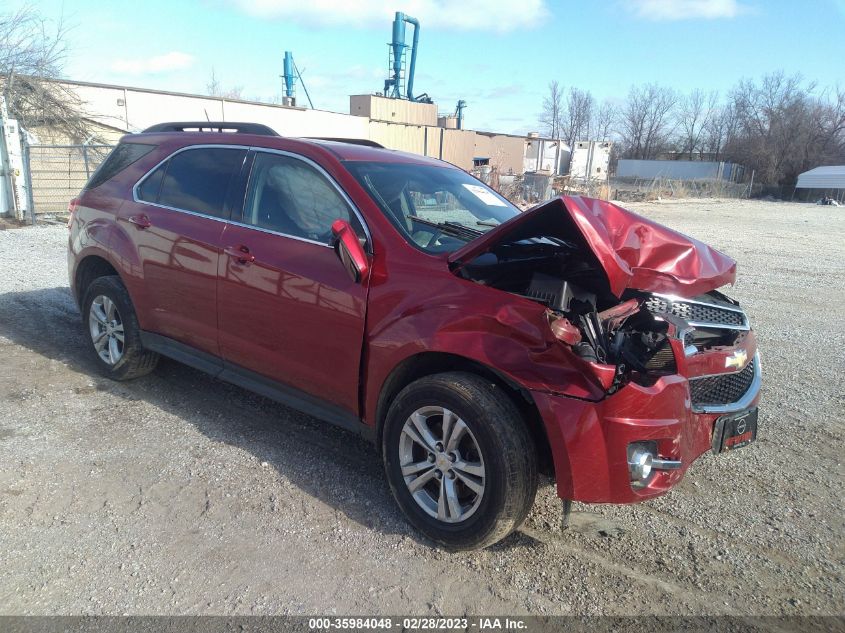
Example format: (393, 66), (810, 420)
(0, 198), (842, 616)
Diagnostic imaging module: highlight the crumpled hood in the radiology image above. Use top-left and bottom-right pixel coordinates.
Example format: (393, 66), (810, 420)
(448, 195), (737, 298)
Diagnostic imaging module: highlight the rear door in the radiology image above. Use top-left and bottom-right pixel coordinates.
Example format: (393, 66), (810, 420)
(120, 145), (247, 356)
(216, 149), (370, 413)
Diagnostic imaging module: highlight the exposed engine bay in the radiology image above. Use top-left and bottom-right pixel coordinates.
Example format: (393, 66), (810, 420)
(457, 240), (746, 393)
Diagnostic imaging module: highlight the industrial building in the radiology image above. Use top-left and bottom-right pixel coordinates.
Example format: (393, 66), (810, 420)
(616, 159), (746, 183)
(4, 76), (615, 220)
(25, 79), (546, 175)
(1, 10), (612, 220)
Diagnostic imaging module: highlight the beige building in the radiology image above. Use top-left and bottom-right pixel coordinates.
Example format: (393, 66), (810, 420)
(14, 79), (573, 217)
(27, 79), (546, 174)
(350, 94), (437, 126)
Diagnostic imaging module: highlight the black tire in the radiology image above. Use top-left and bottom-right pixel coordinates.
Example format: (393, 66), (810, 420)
(382, 371), (538, 550)
(81, 275), (159, 380)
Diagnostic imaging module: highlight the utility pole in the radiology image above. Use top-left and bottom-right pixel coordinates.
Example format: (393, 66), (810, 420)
(0, 96), (11, 217)
(0, 96), (29, 220)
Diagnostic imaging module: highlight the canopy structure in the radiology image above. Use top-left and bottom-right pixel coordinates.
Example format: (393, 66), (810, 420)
(795, 165), (845, 189)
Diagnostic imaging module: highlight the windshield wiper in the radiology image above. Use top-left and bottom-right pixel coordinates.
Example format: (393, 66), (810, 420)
(444, 221), (483, 237)
(410, 216), (482, 239)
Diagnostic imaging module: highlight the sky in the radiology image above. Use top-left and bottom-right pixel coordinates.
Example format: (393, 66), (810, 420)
(10, 0), (845, 134)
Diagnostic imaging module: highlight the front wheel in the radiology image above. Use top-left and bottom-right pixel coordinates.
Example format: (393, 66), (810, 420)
(382, 372), (538, 550)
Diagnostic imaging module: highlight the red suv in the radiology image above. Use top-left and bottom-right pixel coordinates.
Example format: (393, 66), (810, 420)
(68, 122), (761, 550)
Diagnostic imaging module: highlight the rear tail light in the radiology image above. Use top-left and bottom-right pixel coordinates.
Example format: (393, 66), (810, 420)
(67, 198), (80, 228)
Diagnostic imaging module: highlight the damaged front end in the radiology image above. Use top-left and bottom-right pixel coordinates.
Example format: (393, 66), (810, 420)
(448, 195), (760, 502)
(456, 244), (742, 396)
(449, 195), (748, 397)
(541, 282), (755, 399)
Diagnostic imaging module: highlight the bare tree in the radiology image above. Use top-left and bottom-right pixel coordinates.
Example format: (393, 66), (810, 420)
(619, 83), (678, 159)
(206, 67), (244, 100)
(703, 102), (737, 160)
(539, 80), (563, 139)
(0, 7), (97, 142)
(593, 99), (616, 141)
(537, 72), (843, 187)
(677, 89), (717, 159)
(725, 72), (845, 185)
(802, 87), (845, 170)
(206, 67), (221, 97)
(561, 87), (593, 147)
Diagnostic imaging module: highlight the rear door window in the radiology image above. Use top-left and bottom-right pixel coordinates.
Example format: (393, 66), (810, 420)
(155, 147), (247, 218)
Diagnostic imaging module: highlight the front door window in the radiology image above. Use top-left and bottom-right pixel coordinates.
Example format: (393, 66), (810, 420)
(241, 152), (358, 243)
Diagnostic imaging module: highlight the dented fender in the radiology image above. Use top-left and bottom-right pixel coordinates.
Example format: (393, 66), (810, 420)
(363, 271), (608, 425)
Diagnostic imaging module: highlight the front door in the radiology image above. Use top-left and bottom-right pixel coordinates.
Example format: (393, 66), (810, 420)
(217, 150), (370, 414)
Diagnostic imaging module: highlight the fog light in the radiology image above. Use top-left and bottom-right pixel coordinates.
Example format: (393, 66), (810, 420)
(628, 445), (654, 482)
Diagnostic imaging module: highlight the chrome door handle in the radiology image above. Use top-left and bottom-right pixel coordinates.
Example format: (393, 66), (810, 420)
(128, 214), (151, 229)
(224, 245), (255, 264)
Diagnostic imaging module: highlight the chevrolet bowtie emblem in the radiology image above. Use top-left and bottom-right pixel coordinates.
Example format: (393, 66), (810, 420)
(725, 350), (748, 370)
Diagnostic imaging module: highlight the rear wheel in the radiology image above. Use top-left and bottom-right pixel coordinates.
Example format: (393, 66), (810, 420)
(383, 372), (538, 550)
(82, 276), (159, 380)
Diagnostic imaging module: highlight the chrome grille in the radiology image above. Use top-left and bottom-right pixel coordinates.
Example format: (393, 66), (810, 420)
(645, 296), (746, 327)
(684, 327), (743, 352)
(689, 360), (756, 407)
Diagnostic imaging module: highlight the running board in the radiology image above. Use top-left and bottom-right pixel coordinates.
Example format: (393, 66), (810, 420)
(139, 331), (374, 442)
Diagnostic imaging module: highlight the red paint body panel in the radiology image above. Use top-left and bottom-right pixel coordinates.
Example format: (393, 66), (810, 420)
(217, 223), (368, 412)
(69, 132), (761, 509)
(68, 175), (128, 301)
(361, 249), (608, 427)
(449, 195), (737, 298)
(533, 359), (761, 502)
(116, 199), (224, 356)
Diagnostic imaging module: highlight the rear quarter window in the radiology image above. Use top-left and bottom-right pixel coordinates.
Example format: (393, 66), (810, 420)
(136, 164), (165, 202)
(86, 143), (156, 190)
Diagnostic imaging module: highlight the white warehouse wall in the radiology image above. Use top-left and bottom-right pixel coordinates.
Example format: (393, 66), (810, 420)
(64, 80), (368, 139)
(53, 79), (559, 176)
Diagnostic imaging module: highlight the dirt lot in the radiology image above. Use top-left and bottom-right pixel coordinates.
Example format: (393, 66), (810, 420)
(0, 198), (842, 616)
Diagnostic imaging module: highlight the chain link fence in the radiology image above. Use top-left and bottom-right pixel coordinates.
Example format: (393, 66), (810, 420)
(609, 176), (751, 202)
(27, 144), (114, 219)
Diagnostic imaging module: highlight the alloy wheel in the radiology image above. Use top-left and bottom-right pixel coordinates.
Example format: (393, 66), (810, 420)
(89, 295), (125, 365)
(398, 406), (486, 523)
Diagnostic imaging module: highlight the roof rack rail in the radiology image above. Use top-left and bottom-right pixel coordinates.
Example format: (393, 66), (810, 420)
(306, 137), (385, 148)
(142, 122), (279, 136)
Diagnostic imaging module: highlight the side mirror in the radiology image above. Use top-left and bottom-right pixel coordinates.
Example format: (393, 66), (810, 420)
(331, 219), (370, 284)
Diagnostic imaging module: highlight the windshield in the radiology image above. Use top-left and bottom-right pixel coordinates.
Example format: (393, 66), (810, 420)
(345, 161), (521, 253)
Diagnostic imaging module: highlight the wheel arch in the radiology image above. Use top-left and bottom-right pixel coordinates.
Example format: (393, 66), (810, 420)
(73, 254), (121, 306)
(374, 351), (554, 476)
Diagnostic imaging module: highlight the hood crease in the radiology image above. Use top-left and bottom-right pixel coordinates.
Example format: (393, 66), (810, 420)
(448, 195), (737, 298)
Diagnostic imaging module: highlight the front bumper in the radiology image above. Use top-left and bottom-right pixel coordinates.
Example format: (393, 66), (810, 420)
(533, 336), (762, 504)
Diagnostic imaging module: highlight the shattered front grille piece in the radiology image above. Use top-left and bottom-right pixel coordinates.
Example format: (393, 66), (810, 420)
(645, 296), (746, 327)
(689, 360), (756, 407)
(644, 341), (676, 371)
